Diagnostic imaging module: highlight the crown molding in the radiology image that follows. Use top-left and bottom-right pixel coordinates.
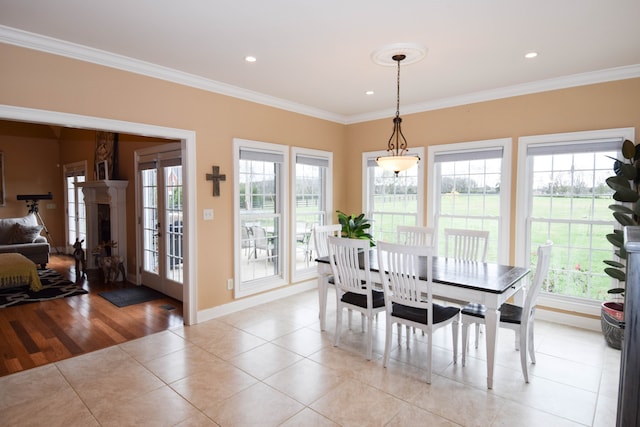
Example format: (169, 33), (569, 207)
(347, 64), (640, 124)
(0, 25), (346, 124)
(2, 25), (639, 126)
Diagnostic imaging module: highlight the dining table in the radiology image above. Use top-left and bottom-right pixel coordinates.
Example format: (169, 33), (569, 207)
(316, 249), (530, 389)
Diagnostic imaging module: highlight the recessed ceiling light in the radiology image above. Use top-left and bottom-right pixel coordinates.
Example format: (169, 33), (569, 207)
(524, 52), (538, 59)
(366, 90), (374, 95)
(245, 56), (257, 63)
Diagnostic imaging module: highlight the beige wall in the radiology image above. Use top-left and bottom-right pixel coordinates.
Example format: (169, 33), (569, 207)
(1, 41), (639, 313)
(0, 121), (64, 245)
(0, 43), (347, 311)
(346, 79), (640, 262)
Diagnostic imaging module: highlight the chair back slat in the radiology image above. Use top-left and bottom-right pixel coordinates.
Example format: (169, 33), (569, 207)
(524, 241), (553, 320)
(313, 224), (342, 259)
(327, 236), (371, 297)
(397, 225), (435, 246)
(444, 228), (489, 262)
(377, 241), (434, 324)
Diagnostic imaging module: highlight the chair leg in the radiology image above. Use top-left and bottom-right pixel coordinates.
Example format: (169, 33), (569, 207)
(361, 313), (365, 333)
(397, 323), (402, 346)
(366, 314), (374, 360)
(461, 321), (469, 366)
(474, 323), (480, 349)
(383, 316), (393, 367)
(426, 329), (433, 384)
(334, 304), (342, 348)
(520, 324), (529, 383)
(528, 320), (536, 365)
(452, 320), (459, 364)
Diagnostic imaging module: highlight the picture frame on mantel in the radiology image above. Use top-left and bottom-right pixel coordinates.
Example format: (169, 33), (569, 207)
(96, 160), (108, 180)
(95, 131), (118, 180)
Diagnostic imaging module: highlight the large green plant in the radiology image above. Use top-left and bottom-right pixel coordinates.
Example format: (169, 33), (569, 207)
(336, 210), (375, 246)
(604, 139), (639, 290)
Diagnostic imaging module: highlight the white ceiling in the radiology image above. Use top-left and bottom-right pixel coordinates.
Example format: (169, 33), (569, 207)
(1, 0), (640, 123)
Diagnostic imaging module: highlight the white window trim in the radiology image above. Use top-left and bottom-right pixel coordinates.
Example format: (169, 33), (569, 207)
(361, 147), (425, 226)
(233, 138), (289, 298)
(427, 138), (512, 264)
(516, 127), (635, 317)
(290, 146), (333, 282)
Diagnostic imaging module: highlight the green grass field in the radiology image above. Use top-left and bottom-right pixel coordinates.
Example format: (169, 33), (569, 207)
(365, 193), (617, 301)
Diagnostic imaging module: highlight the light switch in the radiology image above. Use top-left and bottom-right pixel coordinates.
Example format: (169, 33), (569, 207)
(203, 208), (214, 220)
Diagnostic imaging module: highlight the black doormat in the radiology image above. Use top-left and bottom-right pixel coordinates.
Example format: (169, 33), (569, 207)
(0, 269), (88, 308)
(99, 286), (164, 307)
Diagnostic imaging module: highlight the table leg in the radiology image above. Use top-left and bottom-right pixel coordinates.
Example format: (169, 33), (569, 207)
(319, 274), (329, 331)
(484, 307), (500, 389)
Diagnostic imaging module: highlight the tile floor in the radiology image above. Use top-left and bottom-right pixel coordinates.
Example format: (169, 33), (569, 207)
(0, 289), (620, 426)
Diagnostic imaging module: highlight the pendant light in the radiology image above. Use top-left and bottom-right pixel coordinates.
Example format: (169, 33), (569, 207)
(375, 53), (420, 175)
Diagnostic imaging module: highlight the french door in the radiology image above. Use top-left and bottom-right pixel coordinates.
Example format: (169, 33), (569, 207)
(63, 162), (87, 253)
(138, 147), (183, 300)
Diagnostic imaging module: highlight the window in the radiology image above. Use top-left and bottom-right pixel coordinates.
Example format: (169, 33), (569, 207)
(362, 148), (425, 243)
(427, 139), (512, 263)
(516, 128), (635, 313)
(291, 148), (332, 281)
(234, 139), (288, 297)
(63, 162), (87, 252)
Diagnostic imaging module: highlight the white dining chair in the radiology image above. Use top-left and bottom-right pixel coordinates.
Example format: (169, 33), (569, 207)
(377, 241), (460, 383)
(460, 241), (553, 383)
(397, 225), (435, 246)
(328, 235), (385, 360)
(443, 228), (489, 262)
(396, 225), (436, 341)
(313, 224), (342, 331)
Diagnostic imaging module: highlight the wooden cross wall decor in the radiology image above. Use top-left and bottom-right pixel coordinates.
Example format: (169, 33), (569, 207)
(206, 166), (226, 197)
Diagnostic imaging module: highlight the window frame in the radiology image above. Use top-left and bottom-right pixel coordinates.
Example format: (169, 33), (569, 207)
(362, 147), (425, 243)
(290, 147), (333, 282)
(516, 127), (635, 316)
(427, 138), (512, 264)
(233, 138), (289, 298)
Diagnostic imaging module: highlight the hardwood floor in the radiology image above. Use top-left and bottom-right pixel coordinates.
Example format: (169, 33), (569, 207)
(0, 254), (183, 377)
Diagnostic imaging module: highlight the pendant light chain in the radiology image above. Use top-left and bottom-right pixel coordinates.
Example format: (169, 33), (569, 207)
(395, 56), (401, 118)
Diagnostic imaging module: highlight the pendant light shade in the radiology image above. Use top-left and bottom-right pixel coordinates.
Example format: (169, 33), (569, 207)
(375, 53), (420, 175)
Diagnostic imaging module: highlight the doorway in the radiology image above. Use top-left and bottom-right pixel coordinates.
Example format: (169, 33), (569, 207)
(138, 146), (183, 300)
(0, 104), (197, 325)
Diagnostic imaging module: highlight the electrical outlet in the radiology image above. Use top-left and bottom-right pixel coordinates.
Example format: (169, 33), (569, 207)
(227, 278), (234, 290)
(203, 208), (214, 220)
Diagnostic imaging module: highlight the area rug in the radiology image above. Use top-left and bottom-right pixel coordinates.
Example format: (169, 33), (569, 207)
(0, 269), (88, 308)
(98, 286), (164, 308)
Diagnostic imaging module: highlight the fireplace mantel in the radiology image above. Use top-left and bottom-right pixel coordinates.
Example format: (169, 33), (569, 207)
(77, 180), (128, 270)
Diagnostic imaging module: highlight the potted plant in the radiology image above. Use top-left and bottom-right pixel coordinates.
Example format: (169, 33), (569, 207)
(602, 138), (638, 348)
(336, 210), (375, 246)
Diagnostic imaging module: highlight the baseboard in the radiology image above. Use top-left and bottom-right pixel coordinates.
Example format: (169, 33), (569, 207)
(197, 279), (318, 323)
(536, 306), (600, 331)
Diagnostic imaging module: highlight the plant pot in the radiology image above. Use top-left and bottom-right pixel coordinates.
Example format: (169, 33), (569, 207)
(601, 301), (624, 350)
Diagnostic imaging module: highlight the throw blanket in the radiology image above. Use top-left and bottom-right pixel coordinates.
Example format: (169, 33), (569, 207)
(0, 253), (43, 291)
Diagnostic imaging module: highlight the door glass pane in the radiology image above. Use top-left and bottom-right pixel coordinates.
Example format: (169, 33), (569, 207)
(165, 165), (183, 284)
(66, 171), (86, 247)
(142, 168), (159, 273)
